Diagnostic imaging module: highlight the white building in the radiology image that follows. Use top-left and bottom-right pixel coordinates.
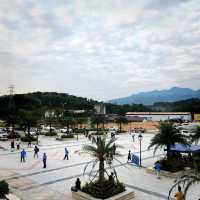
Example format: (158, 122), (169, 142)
(125, 112), (192, 122)
(94, 104), (106, 115)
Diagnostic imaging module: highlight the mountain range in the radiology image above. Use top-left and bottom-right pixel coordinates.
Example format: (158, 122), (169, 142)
(109, 87), (200, 105)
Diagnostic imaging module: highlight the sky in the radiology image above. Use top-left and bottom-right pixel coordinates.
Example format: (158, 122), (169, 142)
(0, 0), (200, 101)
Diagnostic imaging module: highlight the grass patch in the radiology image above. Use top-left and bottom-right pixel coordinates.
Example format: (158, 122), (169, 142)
(45, 132), (57, 136)
(61, 134), (74, 139)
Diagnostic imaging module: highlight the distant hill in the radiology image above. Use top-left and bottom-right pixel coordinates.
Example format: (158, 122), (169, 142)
(109, 87), (200, 105)
(151, 98), (200, 113)
(0, 92), (150, 119)
(0, 92), (200, 122)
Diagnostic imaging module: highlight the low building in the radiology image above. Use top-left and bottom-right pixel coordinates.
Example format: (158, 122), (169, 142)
(194, 114), (200, 122)
(125, 112), (192, 122)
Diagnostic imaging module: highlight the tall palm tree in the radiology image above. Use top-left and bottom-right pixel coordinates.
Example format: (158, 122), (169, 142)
(148, 122), (188, 161)
(191, 126), (200, 144)
(18, 109), (36, 137)
(82, 137), (119, 183)
(115, 116), (127, 133)
(76, 117), (87, 129)
(91, 115), (106, 132)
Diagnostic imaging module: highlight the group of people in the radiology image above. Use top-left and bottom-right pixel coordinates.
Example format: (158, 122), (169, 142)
(20, 147), (47, 168)
(18, 144), (70, 169)
(10, 139), (71, 168)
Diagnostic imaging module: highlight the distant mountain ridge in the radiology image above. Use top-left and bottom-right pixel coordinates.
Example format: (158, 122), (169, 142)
(109, 87), (200, 105)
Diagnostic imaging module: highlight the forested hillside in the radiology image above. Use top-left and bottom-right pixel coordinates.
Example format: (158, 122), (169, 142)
(151, 98), (200, 113)
(0, 92), (199, 121)
(0, 92), (150, 120)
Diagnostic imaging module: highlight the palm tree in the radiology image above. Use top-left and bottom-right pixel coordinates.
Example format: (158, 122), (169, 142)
(168, 171), (200, 200)
(148, 122), (188, 161)
(82, 137), (119, 183)
(5, 114), (19, 139)
(76, 117), (88, 129)
(91, 115), (106, 132)
(63, 116), (75, 133)
(18, 109), (36, 136)
(115, 116), (127, 133)
(191, 126), (200, 144)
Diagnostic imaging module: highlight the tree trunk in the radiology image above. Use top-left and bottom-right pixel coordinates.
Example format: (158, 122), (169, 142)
(99, 160), (105, 183)
(67, 124), (69, 134)
(119, 122), (122, 133)
(97, 122), (99, 133)
(166, 145), (171, 161)
(11, 123), (15, 139)
(27, 123), (31, 137)
(50, 122), (52, 133)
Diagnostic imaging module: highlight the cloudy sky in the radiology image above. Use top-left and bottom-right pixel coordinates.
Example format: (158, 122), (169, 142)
(0, 0), (200, 100)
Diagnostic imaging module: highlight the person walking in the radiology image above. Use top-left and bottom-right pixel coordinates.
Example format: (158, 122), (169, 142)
(154, 161), (161, 179)
(43, 153), (47, 168)
(132, 134), (135, 142)
(63, 147), (69, 160)
(174, 186), (184, 200)
(17, 142), (20, 150)
(34, 146), (39, 158)
(20, 149), (26, 162)
(11, 140), (15, 151)
(28, 141), (31, 148)
(127, 150), (132, 162)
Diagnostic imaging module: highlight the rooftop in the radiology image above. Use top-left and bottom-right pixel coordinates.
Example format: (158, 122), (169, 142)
(126, 112), (191, 115)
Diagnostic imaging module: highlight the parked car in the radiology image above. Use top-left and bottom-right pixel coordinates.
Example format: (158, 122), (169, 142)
(60, 128), (73, 133)
(41, 127), (57, 133)
(0, 132), (8, 141)
(25, 131), (36, 136)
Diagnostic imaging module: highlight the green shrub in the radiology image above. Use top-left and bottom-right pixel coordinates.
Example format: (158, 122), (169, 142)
(45, 132), (57, 136)
(81, 180), (125, 199)
(0, 180), (9, 198)
(159, 158), (184, 172)
(20, 135), (37, 142)
(61, 134), (74, 139)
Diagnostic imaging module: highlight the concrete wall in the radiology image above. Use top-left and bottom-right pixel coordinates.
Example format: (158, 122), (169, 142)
(72, 190), (135, 200)
(77, 121), (159, 131)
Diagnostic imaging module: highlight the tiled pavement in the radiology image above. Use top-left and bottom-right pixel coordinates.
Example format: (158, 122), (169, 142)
(0, 134), (199, 200)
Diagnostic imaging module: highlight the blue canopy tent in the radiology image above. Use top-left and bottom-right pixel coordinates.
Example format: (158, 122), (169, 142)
(170, 144), (200, 153)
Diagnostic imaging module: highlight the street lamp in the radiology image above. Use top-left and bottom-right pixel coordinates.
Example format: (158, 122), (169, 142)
(138, 133), (143, 167)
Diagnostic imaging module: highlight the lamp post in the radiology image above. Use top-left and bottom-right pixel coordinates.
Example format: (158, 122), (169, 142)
(138, 133), (143, 167)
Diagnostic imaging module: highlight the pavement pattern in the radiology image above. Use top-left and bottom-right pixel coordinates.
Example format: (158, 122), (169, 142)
(0, 133), (199, 200)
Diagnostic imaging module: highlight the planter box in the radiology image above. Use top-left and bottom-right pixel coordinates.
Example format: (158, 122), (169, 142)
(72, 189), (135, 200)
(146, 166), (191, 178)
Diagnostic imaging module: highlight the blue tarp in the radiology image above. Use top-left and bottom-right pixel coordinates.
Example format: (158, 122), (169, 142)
(170, 144), (200, 153)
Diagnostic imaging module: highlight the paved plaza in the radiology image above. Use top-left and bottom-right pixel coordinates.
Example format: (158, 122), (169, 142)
(0, 133), (199, 200)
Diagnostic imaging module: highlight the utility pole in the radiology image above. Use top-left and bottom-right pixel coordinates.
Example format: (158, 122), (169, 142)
(8, 84), (15, 113)
(8, 85), (16, 140)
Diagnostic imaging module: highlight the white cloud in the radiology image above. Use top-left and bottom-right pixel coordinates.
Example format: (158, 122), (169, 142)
(0, 0), (199, 99)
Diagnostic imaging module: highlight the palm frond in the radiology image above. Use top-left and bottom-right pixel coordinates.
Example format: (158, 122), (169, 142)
(184, 177), (200, 198)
